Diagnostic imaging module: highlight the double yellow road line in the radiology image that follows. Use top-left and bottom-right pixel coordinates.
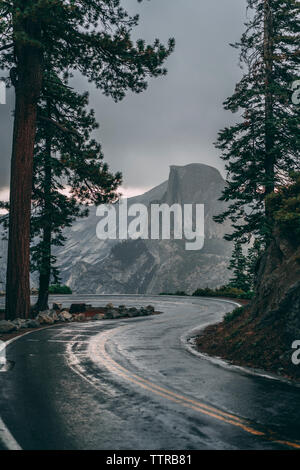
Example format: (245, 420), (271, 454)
(88, 327), (300, 450)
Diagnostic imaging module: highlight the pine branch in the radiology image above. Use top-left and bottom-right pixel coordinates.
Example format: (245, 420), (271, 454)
(0, 43), (13, 51)
(38, 116), (81, 139)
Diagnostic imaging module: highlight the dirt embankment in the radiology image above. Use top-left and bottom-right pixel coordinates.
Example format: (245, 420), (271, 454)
(196, 231), (300, 383)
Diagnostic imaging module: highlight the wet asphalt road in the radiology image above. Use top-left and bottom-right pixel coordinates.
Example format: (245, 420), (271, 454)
(0, 295), (300, 450)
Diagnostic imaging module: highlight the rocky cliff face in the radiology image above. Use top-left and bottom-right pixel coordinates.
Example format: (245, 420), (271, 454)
(57, 163), (233, 294)
(0, 163), (234, 294)
(252, 230), (300, 340)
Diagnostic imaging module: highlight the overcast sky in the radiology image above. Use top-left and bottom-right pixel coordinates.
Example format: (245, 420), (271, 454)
(0, 0), (247, 199)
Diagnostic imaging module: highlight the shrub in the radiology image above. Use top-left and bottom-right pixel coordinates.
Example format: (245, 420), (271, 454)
(159, 291), (189, 296)
(192, 285), (254, 299)
(174, 291), (188, 296)
(224, 306), (245, 323)
(238, 291), (255, 300)
(48, 284), (72, 294)
(192, 287), (215, 297)
(216, 286), (245, 298)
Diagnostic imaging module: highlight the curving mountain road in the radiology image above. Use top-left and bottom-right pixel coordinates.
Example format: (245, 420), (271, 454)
(0, 295), (300, 450)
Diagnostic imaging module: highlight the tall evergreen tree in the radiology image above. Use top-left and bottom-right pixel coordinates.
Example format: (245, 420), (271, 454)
(31, 71), (121, 312)
(214, 0), (299, 245)
(246, 239), (264, 290)
(228, 241), (250, 292)
(0, 0), (175, 319)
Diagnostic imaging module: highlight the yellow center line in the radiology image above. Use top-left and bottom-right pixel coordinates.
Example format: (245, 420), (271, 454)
(87, 327), (300, 450)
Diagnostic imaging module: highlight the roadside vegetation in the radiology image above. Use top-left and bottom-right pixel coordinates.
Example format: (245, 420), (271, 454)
(159, 291), (189, 297)
(192, 287), (254, 300)
(160, 286), (254, 300)
(48, 285), (72, 295)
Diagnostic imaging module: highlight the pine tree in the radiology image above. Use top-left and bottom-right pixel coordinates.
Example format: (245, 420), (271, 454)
(267, 171), (300, 245)
(1, 0), (43, 320)
(31, 71), (122, 312)
(0, 1), (175, 319)
(228, 241), (250, 292)
(246, 239), (264, 290)
(214, 0), (299, 245)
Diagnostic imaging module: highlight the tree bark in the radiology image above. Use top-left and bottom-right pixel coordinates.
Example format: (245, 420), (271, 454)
(35, 257), (51, 312)
(5, 17), (43, 320)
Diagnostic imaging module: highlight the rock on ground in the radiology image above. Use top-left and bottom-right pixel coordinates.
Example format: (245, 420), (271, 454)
(0, 320), (17, 334)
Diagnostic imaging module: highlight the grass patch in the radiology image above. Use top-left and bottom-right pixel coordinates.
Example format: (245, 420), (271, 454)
(224, 306), (245, 323)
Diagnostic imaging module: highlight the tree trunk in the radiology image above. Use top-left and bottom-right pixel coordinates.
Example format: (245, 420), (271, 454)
(5, 20), (43, 320)
(35, 263), (51, 312)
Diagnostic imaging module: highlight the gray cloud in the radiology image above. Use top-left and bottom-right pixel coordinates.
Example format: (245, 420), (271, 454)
(0, 0), (247, 194)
